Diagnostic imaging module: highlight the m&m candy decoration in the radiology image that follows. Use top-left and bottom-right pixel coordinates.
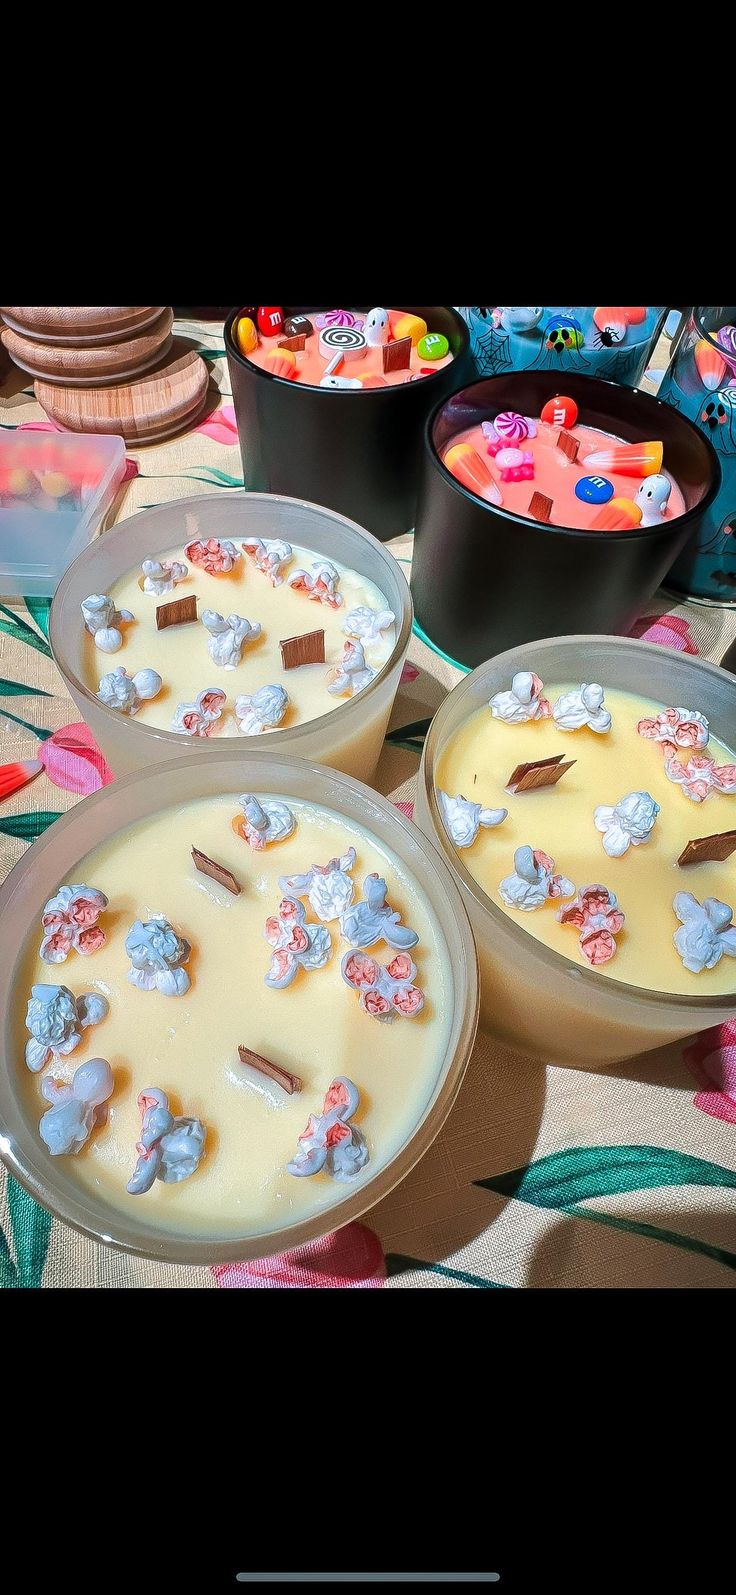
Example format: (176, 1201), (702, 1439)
(575, 475), (614, 506)
(541, 394), (578, 429)
(257, 307), (284, 337)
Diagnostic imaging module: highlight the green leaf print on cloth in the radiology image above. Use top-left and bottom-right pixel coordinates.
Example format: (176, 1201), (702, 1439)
(23, 597), (51, 640)
(0, 678), (52, 698)
(0, 811), (62, 840)
(0, 1179), (52, 1289)
(0, 605), (53, 659)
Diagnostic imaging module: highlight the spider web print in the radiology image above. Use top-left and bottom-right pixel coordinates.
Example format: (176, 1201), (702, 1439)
(595, 343), (644, 385)
(478, 328), (516, 376)
(528, 338), (593, 374)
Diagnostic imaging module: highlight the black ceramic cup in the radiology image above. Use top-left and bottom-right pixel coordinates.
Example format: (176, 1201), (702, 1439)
(411, 372), (721, 668)
(225, 306), (473, 543)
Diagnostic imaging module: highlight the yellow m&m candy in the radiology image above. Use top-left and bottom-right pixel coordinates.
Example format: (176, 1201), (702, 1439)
(236, 316), (259, 355)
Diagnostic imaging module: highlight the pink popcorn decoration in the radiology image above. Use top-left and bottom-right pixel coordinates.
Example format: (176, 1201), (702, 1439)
(170, 688), (226, 738)
(664, 752), (736, 803)
(183, 536), (239, 575)
(637, 706), (710, 751)
(264, 898), (332, 989)
(40, 884), (108, 964)
(341, 949), (424, 1019)
(557, 885), (625, 967)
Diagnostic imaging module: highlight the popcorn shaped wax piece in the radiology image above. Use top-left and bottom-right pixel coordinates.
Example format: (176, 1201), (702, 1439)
(201, 610), (261, 669)
(234, 683), (289, 735)
(340, 873), (419, 952)
(552, 683), (612, 734)
(438, 791), (508, 849)
(665, 752), (736, 803)
(280, 847), (357, 922)
(237, 793), (296, 850)
(171, 687), (226, 738)
(39, 1057), (114, 1157)
(241, 537), (293, 586)
(594, 792), (660, 857)
(184, 534), (240, 575)
(341, 605), (395, 644)
(489, 671), (551, 724)
(672, 893), (736, 974)
(81, 593), (134, 654)
(126, 1087), (207, 1195)
(264, 898), (332, 989)
(499, 846), (575, 911)
(125, 917), (192, 997)
(40, 883), (108, 964)
(637, 707), (710, 752)
(636, 474), (672, 527)
(327, 638), (376, 697)
(97, 666), (162, 715)
(287, 1077), (368, 1181)
(141, 558), (188, 596)
(557, 886), (626, 967)
(288, 560), (343, 608)
(341, 950), (424, 1019)
(25, 983), (109, 1073)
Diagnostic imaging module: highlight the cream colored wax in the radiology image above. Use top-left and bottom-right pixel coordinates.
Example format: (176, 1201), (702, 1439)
(436, 685), (736, 997)
(17, 796), (453, 1240)
(86, 541), (396, 736)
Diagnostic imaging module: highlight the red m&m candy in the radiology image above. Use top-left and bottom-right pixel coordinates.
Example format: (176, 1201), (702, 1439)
(541, 394), (578, 429)
(257, 307), (284, 337)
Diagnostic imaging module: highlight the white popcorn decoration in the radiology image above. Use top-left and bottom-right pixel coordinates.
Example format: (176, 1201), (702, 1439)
(341, 606), (395, 645)
(288, 560), (343, 609)
(327, 639), (376, 697)
(489, 671), (551, 724)
(438, 791), (508, 849)
(238, 793), (296, 850)
(39, 1057), (114, 1157)
(81, 593), (134, 654)
(25, 983), (109, 1073)
(201, 609), (261, 669)
(594, 791), (660, 857)
(242, 537), (293, 586)
(280, 848), (357, 923)
(125, 916), (192, 997)
(171, 687), (226, 738)
(339, 873), (419, 952)
(141, 558), (188, 596)
(287, 1077), (368, 1181)
(97, 666), (162, 715)
(235, 683), (289, 735)
(673, 893), (736, 974)
(553, 683), (612, 734)
(127, 1087), (207, 1195)
(499, 846), (575, 911)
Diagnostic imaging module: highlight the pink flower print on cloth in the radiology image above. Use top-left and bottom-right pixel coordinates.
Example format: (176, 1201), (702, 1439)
(557, 885), (626, 967)
(39, 722), (114, 795)
(664, 753), (736, 803)
(629, 613), (698, 654)
(684, 1021), (736, 1124)
(341, 950), (424, 1018)
(637, 706), (710, 752)
(264, 897), (332, 989)
(40, 885), (108, 964)
(212, 1221), (386, 1288)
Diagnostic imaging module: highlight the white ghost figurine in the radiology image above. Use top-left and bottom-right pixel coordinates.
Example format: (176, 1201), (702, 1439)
(438, 791), (508, 849)
(97, 666), (162, 715)
(594, 791), (660, 857)
(141, 558), (188, 596)
(636, 474), (672, 527)
(81, 594), (134, 654)
(341, 606), (395, 645)
(553, 683), (612, 734)
(39, 1057), (114, 1157)
(673, 893), (736, 974)
(499, 846), (575, 911)
(235, 683), (289, 735)
(320, 374), (363, 389)
(489, 671), (551, 724)
(327, 639), (375, 697)
(364, 308), (391, 346)
(201, 610), (261, 669)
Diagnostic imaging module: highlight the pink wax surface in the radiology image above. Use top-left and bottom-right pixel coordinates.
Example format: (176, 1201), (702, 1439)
(245, 310), (454, 390)
(446, 419), (687, 530)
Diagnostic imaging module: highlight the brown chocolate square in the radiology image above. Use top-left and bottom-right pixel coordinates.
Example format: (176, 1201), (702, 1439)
(506, 753), (577, 793)
(677, 830), (736, 867)
(156, 594), (198, 630)
(191, 847), (241, 895)
(528, 491), (553, 523)
(279, 629), (325, 669)
(556, 430), (580, 462)
(382, 336), (412, 373)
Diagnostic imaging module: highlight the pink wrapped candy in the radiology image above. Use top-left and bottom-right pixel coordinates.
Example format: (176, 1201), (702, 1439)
(495, 447), (535, 483)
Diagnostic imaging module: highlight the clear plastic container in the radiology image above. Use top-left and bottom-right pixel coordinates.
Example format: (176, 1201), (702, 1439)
(50, 492), (413, 782)
(0, 432), (126, 598)
(0, 751), (479, 1264)
(415, 635), (736, 1069)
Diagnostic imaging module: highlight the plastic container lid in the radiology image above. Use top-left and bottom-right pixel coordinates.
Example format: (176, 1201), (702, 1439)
(0, 432), (126, 597)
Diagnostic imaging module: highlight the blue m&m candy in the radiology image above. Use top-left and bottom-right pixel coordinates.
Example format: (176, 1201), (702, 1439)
(575, 474), (614, 505)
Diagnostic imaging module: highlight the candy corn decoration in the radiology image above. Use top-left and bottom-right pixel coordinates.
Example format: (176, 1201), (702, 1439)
(582, 440), (663, 479)
(0, 759), (42, 801)
(590, 497), (643, 532)
(694, 338), (728, 392)
(443, 443), (503, 504)
(593, 307), (628, 343)
(262, 348), (298, 380)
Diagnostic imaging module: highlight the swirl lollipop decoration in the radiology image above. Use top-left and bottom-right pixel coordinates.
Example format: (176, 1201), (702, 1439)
(319, 325), (367, 363)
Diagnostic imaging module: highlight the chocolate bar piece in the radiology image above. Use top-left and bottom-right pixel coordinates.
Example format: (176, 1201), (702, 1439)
(156, 594), (198, 630)
(528, 491), (553, 523)
(677, 829), (736, 867)
(556, 429), (580, 463)
(280, 629), (326, 669)
(191, 846), (241, 895)
(238, 1045), (302, 1095)
(278, 334), (307, 352)
(506, 753), (577, 793)
(382, 336), (412, 373)
(284, 315), (313, 339)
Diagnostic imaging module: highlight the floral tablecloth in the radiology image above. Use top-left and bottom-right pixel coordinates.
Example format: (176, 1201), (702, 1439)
(2, 316), (736, 1290)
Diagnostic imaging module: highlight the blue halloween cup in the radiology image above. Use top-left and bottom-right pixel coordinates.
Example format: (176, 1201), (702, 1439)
(457, 306), (666, 387)
(658, 307), (736, 604)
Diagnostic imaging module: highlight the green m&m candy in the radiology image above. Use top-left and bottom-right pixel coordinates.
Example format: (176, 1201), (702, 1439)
(417, 332), (449, 361)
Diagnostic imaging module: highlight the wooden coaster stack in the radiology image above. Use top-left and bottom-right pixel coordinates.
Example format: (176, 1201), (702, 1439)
(0, 306), (209, 446)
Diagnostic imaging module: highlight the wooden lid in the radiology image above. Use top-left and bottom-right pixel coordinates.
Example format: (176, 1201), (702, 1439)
(34, 343), (210, 445)
(1, 309), (174, 385)
(0, 306), (167, 345)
